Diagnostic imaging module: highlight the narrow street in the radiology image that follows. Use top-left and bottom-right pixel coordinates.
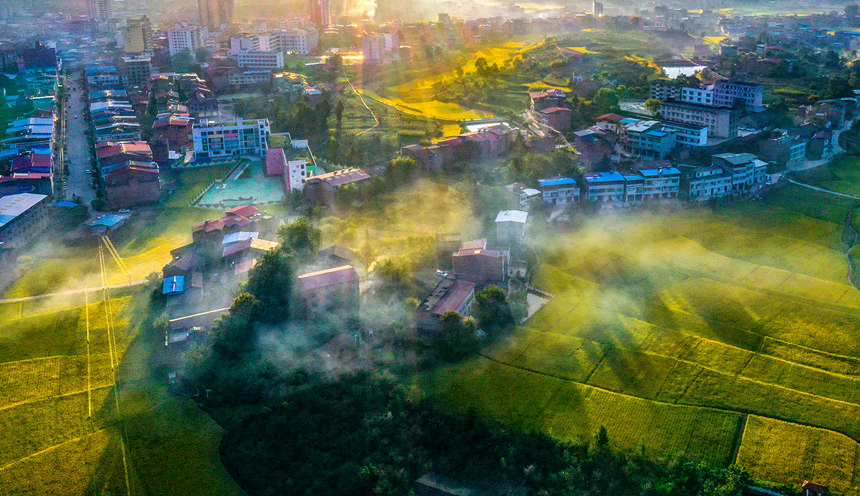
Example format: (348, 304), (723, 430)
(63, 70), (96, 206)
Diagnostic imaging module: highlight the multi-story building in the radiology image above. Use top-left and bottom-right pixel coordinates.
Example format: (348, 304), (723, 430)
(758, 133), (806, 167)
(361, 33), (386, 64)
(679, 164), (734, 201)
(198, 0), (234, 30)
(538, 177), (581, 206)
(0, 193), (50, 249)
(649, 81), (680, 101)
(265, 148), (311, 191)
(119, 55), (153, 87)
(117, 16), (152, 53)
(639, 167), (681, 200)
(622, 120), (677, 160)
(584, 170), (626, 203)
(86, 0), (113, 22)
(282, 28), (318, 54)
(680, 86), (715, 106)
(228, 70), (273, 88)
(495, 210), (528, 244)
(235, 50), (284, 70)
(660, 101), (739, 138)
(309, 0), (333, 27)
(168, 22), (207, 57)
(192, 118), (271, 159)
(451, 239), (508, 285)
(712, 153), (768, 193)
(712, 80), (764, 112)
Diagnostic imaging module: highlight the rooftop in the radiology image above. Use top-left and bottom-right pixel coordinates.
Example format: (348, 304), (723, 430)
(298, 265), (359, 292)
(0, 193), (48, 229)
(539, 177), (577, 187)
(495, 210), (528, 224)
(431, 278), (477, 316)
(584, 170), (626, 183)
(307, 168), (371, 187)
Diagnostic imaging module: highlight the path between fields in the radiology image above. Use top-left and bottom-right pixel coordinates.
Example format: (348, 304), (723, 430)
(343, 73), (380, 136)
(785, 178), (860, 200)
(0, 280), (146, 304)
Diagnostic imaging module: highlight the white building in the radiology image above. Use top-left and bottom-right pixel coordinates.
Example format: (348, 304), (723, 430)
(193, 118), (271, 158)
(681, 165), (733, 201)
(230, 34), (256, 55)
(712, 80), (764, 112)
(87, 0), (113, 22)
(680, 86), (715, 106)
(538, 177), (580, 205)
(495, 210), (528, 244)
(282, 28), (318, 54)
(361, 33), (386, 64)
(168, 22), (207, 57)
(235, 50), (284, 70)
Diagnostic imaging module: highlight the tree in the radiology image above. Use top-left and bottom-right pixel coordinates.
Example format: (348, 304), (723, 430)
(593, 87), (619, 113)
(473, 286), (513, 332)
(277, 217), (321, 255)
(435, 312), (478, 360)
(245, 245), (296, 324)
(334, 100), (345, 131)
(230, 292), (262, 320)
(385, 156), (417, 185)
(644, 98), (661, 116)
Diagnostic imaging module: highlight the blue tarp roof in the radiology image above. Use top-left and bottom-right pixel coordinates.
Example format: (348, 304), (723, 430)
(90, 214), (125, 227)
(639, 167), (681, 177)
(538, 177), (577, 187)
(584, 171), (626, 183)
(54, 201), (78, 208)
(222, 231), (259, 245)
(162, 276), (186, 295)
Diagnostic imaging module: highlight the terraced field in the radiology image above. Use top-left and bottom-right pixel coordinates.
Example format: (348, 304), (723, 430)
(424, 185), (860, 494)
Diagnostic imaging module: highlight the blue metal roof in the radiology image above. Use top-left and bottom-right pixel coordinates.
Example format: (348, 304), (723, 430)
(54, 201), (79, 208)
(90, 214), (125, 227)
(538, 177), (577, 187)
(162, 276), (186, 295)
(639, 167), (681, 177)
(619, 118), (638, 124)
(645, 130), (669, 137)
(584, 171), (626, 183)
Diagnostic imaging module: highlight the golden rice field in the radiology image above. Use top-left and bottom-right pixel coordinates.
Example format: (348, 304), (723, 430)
(423, 186), (860, 494)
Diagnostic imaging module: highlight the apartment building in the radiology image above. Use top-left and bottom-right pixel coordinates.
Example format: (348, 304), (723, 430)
(117, 16), (152, 53)
(649, 81), (680, 101)
(235, 50), (284, 70)
(712, 80), (764, 112)
(679, 164), (733, 201)
(712, 153), (768, 193)
(584, 171), (627, 203)
(192, 118), (271, 158)
(538, 177), (581, 205)
(0, 193), (50, 249)
(622, 120), (677, 160)
(168, 22), (207, 56)
(660, 101), (739, 138)
(282, 28), (318, 54)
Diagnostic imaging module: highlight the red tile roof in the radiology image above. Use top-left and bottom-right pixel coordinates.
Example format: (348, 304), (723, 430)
(431, 279), (476, 316)
(597, 113), (624, 122)
(225, 205), (260, 218)
(298, 265), (359, 292)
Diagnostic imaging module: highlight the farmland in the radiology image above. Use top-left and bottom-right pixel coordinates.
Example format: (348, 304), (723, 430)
(0, 164), (249, 496)
(423, 183), (860, 493)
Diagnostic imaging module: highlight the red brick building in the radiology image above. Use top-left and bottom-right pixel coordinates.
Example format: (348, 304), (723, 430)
(297, 265), (360, 314)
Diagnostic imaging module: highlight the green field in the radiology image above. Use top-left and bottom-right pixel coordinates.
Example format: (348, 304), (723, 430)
(0, 164), (248, 495)
(423, 184), (860, 494)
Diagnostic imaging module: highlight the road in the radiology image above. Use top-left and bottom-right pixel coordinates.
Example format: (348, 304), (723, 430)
(785, 127), (845, 173)
(63, 70), (96, 206)
(0, 280), (146, 304)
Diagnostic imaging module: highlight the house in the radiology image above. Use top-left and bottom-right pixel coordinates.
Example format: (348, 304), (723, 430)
(102, 163), (161, 210)
(679, 164), (733, 201)
(572, 128), (612, 168)
(495, 210), (528, 244)
(538, 107), (572, 132)
(758, 132), (806, 166)
(595, 113), (624, 133)
(297, 265), (360, 313)
(538, 177), (581, 205)
(162, 276), (186, 296)
(304, 168), (371, 208)
(221, 237), (279, 263)
(808, 130), (832, 159)
(414, 473), (488, 496)
(802, 482), (827, 496)
(530, 88), (566, 112)
(416, 276), (477, 331)
(712, 153), (768, 193)
(452, 239), (508, 285)
(151, 113), (193, 157)
(584, 170), (626, 203)
(191, 205), (273, 244)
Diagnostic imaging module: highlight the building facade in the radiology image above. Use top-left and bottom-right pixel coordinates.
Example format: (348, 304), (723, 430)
(660, 101), (739, 138)
(192, 118), (271, 158)
(0, 193), (49, 249)
(168, 22), (207, 57)
(538, 177), (581, 205)
(198, 0), (234, 30)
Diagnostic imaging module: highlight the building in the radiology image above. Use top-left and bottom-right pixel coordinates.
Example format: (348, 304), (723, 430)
(538, 177), (580, 205)
(530, 89), (566, 112)
(265, 148), (310, 191)
(235, 50), (284, 70)
(757, 133), (806, 166)
(192, 118), (271, 159)
(361, 33), (387, 64)
(198, 0), (234, 30)
(638, 167), (681, 200)
(592, 0), (603, 16)
(712, 80), (764, 112)
(86, 0), (113, 22)
(168, 22), (207, 57)
(679, 164), (733, 201)
(660, 101), (739, 138)
(572, 128), (612, 167)
(152, 113), (194, 158)
(304, 168), (371, 207)
(538, 107), (572, 132)
(452, 239), (508, 285)
(711, 153), (768, 193)
(297, 265), (360, 313)
(119, 55), (153, 87)
(802, 481), (828, 496)
(117, 16), (152, 53)
(650, 81), (680, 101)
(416, 276), (476, 330)
(584, 170), (626, 203)
(1, 117), (54, 152)
(282, 28), (319, 54)
(0, 193), (49, 249)
(495, 210), (528, 244)
(309, 0), (333, 27)
(622, 120), (677, 160)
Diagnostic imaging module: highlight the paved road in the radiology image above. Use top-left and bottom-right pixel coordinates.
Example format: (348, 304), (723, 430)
(786, 178), (860, 200)
(785, 127), (844, 173)
(63, 70), (96, 206)
(0, 280), (146, 304)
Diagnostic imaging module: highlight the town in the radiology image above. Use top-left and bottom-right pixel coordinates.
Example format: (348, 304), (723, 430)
(0, 0), (858, 496)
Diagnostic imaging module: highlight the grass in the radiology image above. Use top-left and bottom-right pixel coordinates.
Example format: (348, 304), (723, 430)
(423, 187), (860, 492)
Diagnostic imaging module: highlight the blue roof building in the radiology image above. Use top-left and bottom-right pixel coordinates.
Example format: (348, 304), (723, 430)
(162, 276), (186, 296)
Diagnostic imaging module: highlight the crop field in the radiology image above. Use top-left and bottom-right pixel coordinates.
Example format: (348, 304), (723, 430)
(424, 186), (860, 492)
(0, 292), (245, 496)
